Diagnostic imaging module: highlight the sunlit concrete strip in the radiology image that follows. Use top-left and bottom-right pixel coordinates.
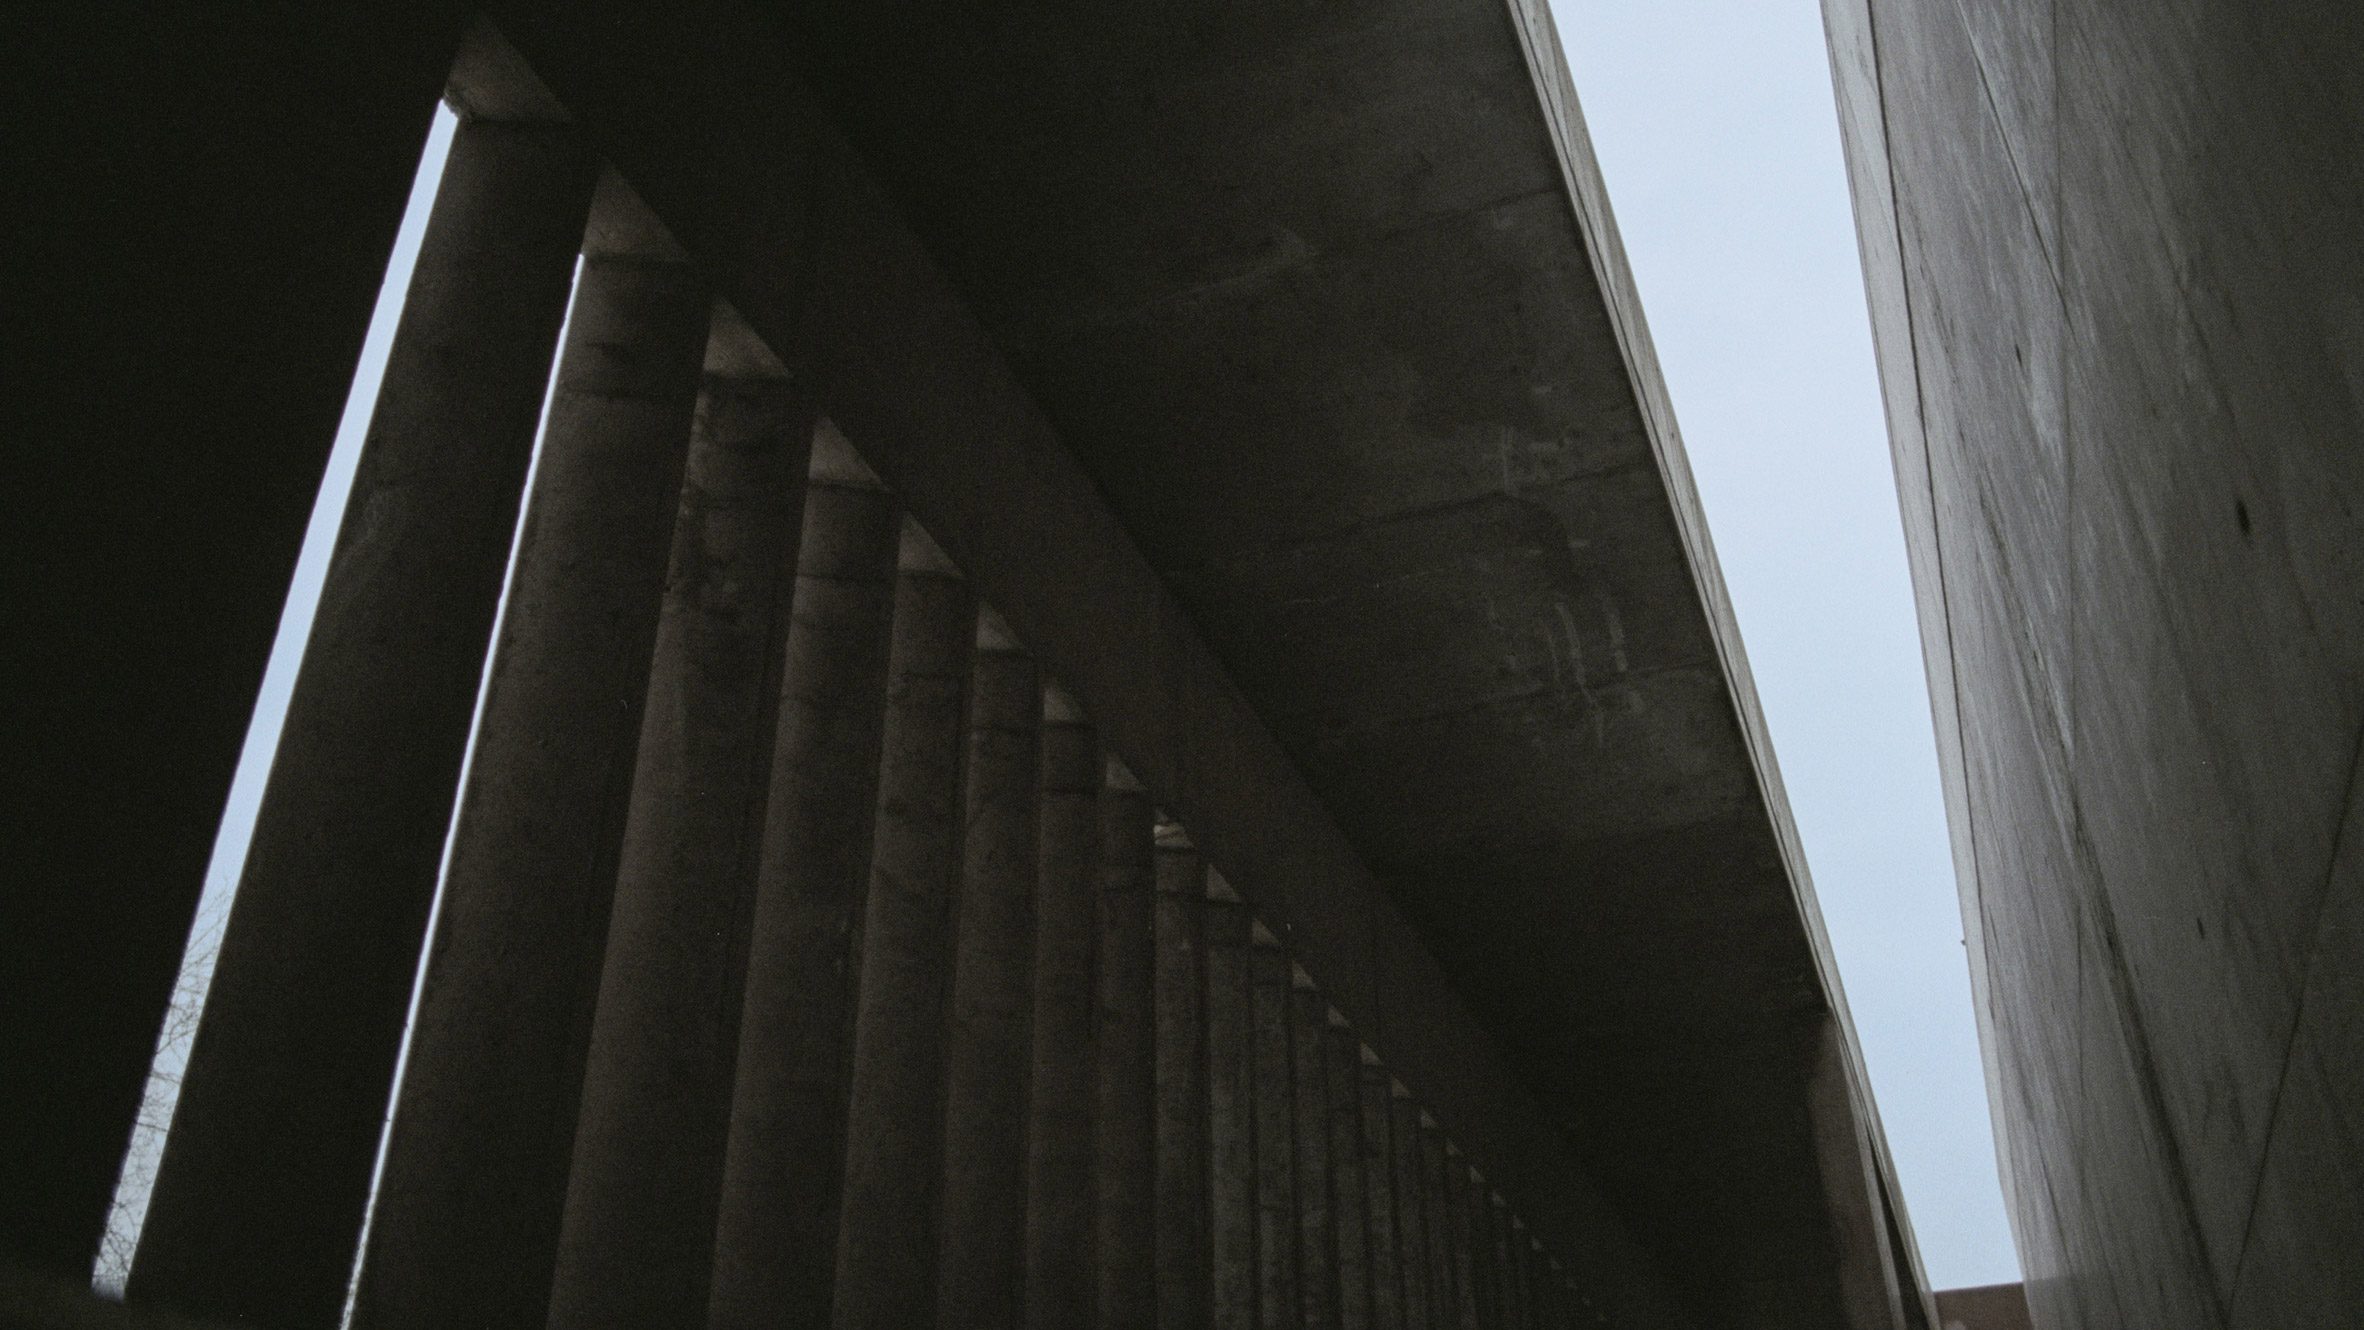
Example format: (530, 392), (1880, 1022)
(544, 359), (816, 1327)
(1025, 686), (1100, 1330)
(705, 422), (901, 1330)
(1322, 1014), (1375, 1330)
(1250, 927), (1302, 1328)
(1358, 1055), (1409, 1330)
(1093, 759), (1158, 1327)
(833, 523), (975, 1330)
(126, 112), (594, 1329)
(1201, 869), (1257, 1329)
(937, 609), (1043, 1328)
(1288, 970), (1340, 1330)
(1155, 830), (1214, 1328)
(351, 195), (710, 1328)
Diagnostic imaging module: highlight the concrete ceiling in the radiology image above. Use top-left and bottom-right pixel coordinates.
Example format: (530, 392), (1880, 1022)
(773, 0), (1857, 1319)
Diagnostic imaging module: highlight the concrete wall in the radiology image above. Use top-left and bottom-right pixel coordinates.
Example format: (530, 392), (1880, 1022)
(1822, 1), (2363, 1327)
(1935, 1283), (2032, 1330)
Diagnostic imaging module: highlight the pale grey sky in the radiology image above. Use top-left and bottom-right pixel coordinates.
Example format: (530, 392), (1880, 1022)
(1546, 0), (2018, 1289)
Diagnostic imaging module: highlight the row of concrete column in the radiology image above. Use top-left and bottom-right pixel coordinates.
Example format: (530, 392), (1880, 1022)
(112, 110), (1601, 1330)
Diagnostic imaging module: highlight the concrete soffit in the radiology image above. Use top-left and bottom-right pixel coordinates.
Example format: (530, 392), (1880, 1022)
(1500, 0), (1941, 1314)
(468, 6), (1697, 1323)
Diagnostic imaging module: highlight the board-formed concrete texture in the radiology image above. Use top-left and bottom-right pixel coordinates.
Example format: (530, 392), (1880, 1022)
(10, 5), (1934, 1327)
(1821, 0), (2364, 1326)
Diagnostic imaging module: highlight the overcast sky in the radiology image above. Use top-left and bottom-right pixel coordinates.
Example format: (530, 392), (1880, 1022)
(1546, 0), (2019, 1289)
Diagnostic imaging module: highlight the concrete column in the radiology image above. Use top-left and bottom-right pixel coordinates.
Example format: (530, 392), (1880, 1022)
(833, 526), (975, 1330)
(936, 611), (1041, 1329)
(1504, 1214), (1535, 1330)
(352, 241), (711, 1329)
(545, 365), (816, 1328)
(1455, 1165), (1493, 1330)
(1441, 1151), (1479, 1330)
(1026, 688), (1099, 1330)
(1250, 929), (1301, 1329)
(1358, 1060), (1408, 1330)
(1322, 1021), (1374, 1330)
(706, 427), (902, 1330)
(127, 115), (593, 1327)
(1541, 1256), (1579, 1330)
(1202, 874), (1256, 1330)
(1525, 1252), (1557, 1330)
(1483, 1197), (1516, 1330)
(1417, 1116), (1458, 1330)
(1157, 833), (1213, 1329)
(1388, 1090), (1435, 1330)
(1094, 761), (1157, 1327)
(1289, 976), (1340, 1330)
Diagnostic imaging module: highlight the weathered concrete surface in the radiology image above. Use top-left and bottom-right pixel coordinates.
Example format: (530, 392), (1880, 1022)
(545, 373), (813, 1328)
(832, 531), (974, 1330)
(1417, 1119), (1462, 1328)
(0, 8), (459, 1276)
(1389, 1093), (1437, 1329)
(127, 114), (593, 1328)
(1094, 765), (1159, 1327)
(1822, 0), (2364, 1325)
(1322, 1020), (1376, 1330)
(353, 246), (709, 1329)
(937, 621), (1042, 1328)
(1288, 981), (1340, 1330)
(707, 439), (901, 1330)
(1358, 1064), (1410, 1330)
(1249, 938), (1303, 1328)
(1201, 884), (1256, 1330)
(1153, 836), (1210, 1322)
(1933, 1283), (2031, 1330)
(1026, 697), (1101, 1330)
